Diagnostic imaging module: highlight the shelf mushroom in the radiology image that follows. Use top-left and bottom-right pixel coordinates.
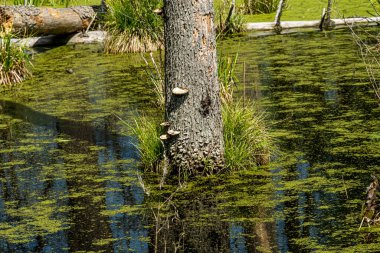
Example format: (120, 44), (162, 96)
(172, 87), (189, 96)
(167, 129), (180, 136)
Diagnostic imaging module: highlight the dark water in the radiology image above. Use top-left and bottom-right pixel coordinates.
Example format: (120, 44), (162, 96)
(0, 29), (379, 252)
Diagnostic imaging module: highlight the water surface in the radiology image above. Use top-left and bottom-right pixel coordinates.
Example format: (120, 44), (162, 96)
(0, 29), (379, 252)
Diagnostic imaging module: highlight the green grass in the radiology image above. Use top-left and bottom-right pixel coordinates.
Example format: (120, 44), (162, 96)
(4, 0), (376, 23)
(222, 100), (271, 170)
(131, 101), (273, 172)
(1, 0), (99, 6)
(131, 54), (273, 173)
(0, 32), (31, 88)
(218, 54), (272, 170)
(103, 0), (163, 53)
(13, 0), (46, 6)
(130, 115), (164, 171)
(214, 0), (380, 22)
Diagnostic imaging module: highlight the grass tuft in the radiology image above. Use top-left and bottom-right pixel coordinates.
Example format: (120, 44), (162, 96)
(243, 0), (280, 14)
(13, 0), (46, 6)
(215, 0), (246, 37)
(11, 0), (97, 7)
(222, 100), (271, 170)
(0, 31), (31, 89)
(104, 0), (163, 54)
(219, 53), (273, 169)
(130, 115), (163, 171)
(104, 30), (160, 54)
(131, 53), (273, 172)
(218, 53), (238, 104)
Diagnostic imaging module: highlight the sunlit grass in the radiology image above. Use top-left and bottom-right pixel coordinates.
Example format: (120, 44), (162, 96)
(214, 0), (379, 22)
(103, 0), (163, 54)
(104, 30), (161, 54)
(3, 0), (376, 23)
(2, 0), (99, 6)
(131, 53), (273, 173)
(129, 115), (164, 171)
(223, 100), (271, 170)
(219, 53), (272, 170)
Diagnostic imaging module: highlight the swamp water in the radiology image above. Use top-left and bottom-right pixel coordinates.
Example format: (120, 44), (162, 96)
(0, 29), (379, 252)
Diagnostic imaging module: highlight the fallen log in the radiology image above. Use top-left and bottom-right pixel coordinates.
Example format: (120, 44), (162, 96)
(246, 16), (380, 31)
(0, 5), (96, 36)
(10, 31), (107, 47)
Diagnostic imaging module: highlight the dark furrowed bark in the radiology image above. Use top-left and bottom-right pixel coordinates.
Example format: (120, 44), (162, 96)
(163, 0), (224, 173)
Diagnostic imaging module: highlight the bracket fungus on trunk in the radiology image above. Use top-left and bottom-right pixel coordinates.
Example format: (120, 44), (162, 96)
(160, 122), (171, 127)
(172, 87), (189, 96)
(160, 134), (169, 141)
(153, 8), (163, 16)
(167, 129), (180, 136)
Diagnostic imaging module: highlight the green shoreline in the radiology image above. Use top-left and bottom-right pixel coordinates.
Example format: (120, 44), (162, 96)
(2, 0), (378, 23)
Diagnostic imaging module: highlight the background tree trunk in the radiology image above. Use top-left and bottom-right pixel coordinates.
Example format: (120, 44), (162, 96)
(274, 0), (285, 29)
(325, 0), (333, 29)
(100, 0), (107, 13)
(245, 0), (253, 14)
(0, 6), (95, 36)
(163, 0), (224, 172)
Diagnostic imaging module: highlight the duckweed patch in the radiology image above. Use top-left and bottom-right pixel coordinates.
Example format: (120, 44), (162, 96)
(0, 29), (379, 252)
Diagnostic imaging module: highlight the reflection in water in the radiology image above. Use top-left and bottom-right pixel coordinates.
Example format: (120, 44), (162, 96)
(229, 223), (247, 253)
(0, 29), (379, 252)
(96, 133), (148, 253)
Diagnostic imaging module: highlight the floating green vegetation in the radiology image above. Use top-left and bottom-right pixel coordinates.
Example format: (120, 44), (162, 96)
(104, 0), (163, 53)
(0, 28), (379, 252)
(100, 204), (141, 217)
(217, 28), (380, 252)
(0, 199), (69, 244)
(141, 167), (276, 252)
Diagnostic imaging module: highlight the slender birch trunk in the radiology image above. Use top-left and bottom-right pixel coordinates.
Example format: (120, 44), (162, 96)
(274, 0), (285, 29)
(325, 0), (333, 28)
(100, 0), (107, 13)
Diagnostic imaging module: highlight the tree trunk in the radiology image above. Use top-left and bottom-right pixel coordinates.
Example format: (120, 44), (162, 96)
(324, 0), (334, 29)
(246, 0), (252, 14)
(223, 2), (235, 33)
(163, 0), (224, 172)
(274, 0), (285, 29)
(100, 0), (107, 13)
(0, 6), (96, 36)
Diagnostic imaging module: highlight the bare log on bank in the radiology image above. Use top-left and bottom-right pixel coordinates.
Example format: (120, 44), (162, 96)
(246, 17), (380, 31)
(9, 31), (107, 47)
(0, 5), (96, 35)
